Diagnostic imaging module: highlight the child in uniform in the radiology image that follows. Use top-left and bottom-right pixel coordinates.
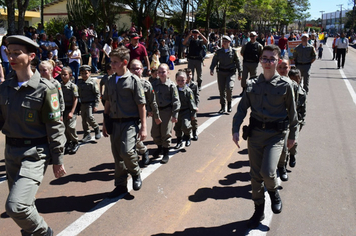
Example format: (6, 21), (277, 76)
(148, 68), (159, 84)
(61, 67), (80, 154)
(130, 59), (161, 165)
(102, 46), (147, 198)
(185, 68), (200, 140)
(77, 65), (101, 142)
(99, 64), (114, 106)
(151, 63), (180, 163)
(174, 71), (197, 149)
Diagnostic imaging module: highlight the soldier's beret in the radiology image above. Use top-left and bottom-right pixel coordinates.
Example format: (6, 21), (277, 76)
(79, 65), (91, 71)
(7, 35), (39, 48)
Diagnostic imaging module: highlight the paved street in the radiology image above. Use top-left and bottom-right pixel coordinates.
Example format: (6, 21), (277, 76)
(0, 39), (355, 236)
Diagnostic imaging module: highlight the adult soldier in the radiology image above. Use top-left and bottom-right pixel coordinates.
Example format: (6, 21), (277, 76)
(293, 33), (316, 94)
(0, 35), (66, 236)
(232, 45), (298, 229)
(183, 29), (208, 90)
(210, 35), (242, 114)
(240, 31), (263, 96)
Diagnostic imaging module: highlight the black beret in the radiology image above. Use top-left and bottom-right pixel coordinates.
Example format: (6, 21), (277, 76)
(7, 35), (39, 48)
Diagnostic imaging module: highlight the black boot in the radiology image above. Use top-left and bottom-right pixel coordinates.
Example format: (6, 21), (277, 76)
(175, 137), (183, 149)
(278, 166), (288, 181)
(94, 127), (102, 139)
(268, 190), (282, 214)
(69, 142), (80, 154)
(153, 145), (162, 158)
(132, 174), (142, 191)
(227, 102), (232, 113)
(247, 202), (265, 229)
(289, 154), (296, 168)
(82, 133), (92, 142)
(142, 150), (150, 165)
(219, 104), (225, 114)
(192, 130), (198, 141)
(161, 147), (169, 164)
(183, 135), (191, 147)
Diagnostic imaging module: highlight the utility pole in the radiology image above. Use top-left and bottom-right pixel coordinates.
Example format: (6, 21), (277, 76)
(336, 4), (343, 32)
(320, 11), (325, 31)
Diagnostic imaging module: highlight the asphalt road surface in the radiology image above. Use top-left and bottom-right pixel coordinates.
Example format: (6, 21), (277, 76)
(0, 39), (355, 236)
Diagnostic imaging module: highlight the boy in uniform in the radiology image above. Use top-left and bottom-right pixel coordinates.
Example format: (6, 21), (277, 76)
(99, 64), (114, 106)
(1, 35), (66, 236)
(174, 71), (197, 149)
(232, 45), (298, 229)
(77, 65), (101, 142)
(151, 63), (180, 163)
(102, 46), (147, 198)
(185, 68), (199, 141)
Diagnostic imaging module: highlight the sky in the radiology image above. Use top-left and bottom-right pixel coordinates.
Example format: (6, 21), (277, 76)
(308, 0), (352, 19)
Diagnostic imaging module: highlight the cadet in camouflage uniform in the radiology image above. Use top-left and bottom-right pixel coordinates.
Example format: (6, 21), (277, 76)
(293, 33), (316, 94)
(232, 45), (298, 229)
(174, 71), (197, 149)
(77, 65), (101, 142)
(0, 35), (66, 236)
(151, 63), (180, 164)
(185, 68), (199, 141)
(102, 46), (147, 198)
(210, 35), (242, 114)
(129, 59), (160, 166)
(61, 67), (80, 154)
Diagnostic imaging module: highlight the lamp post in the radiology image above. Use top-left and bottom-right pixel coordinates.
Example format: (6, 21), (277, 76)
(320, 11), (325, 31)
(336, 4), (343, 32)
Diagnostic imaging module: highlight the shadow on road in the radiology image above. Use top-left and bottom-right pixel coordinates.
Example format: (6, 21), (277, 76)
(188, 185), (251, 202)
(49, 170), (114, 185)
(151, 219), (269, 236)
(219, 172), (250, 185)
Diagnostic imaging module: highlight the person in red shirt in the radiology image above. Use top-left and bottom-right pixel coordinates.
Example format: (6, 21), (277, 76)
(126, 33), (151, 75)
(278, 33), (288, 57)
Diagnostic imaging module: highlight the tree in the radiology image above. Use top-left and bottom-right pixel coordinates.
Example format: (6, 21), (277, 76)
(4, 0), (16, 35)
(17, 0), (31, 35)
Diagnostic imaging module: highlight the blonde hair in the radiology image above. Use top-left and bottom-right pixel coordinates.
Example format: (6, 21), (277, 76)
(130, 59), (143, 69)
(39, 60), (53, 71)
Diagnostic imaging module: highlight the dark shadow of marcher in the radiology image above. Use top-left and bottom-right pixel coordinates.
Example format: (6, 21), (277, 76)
(151, 219), (269, 236)
(49, 170), (114, 185)
(227, 160), (249, 169)
(89, 163), (115, 171)
(197, 112), (220, 118)
(219, 172), (251, 185)
(188, 185), (251, 202)
(237, 149), (248, 155)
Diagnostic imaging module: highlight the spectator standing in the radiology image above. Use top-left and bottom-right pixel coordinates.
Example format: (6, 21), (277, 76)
(288, 32), (296, 41)
(67, 43), (81, 84)
(335, 32), (349, 69)
(64, 22), (74, 40)
(256, 33), (266, 46)
(90, 42), (99, 73)
(126, 33), (151, 75)
(332, 34), (339, 60)
(278, 33), (288, 57)
(159, 39), (170, 63)
(39, 33), (50, 60)
(78, 32), (90, 65)
(266, 32), (274, 45)
(55, 33), (68, 65)
(87, 23), (97, 48)
(1, 36), (10, 77)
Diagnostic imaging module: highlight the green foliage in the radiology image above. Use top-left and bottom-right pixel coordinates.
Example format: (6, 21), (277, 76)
(67, 0), (94, 28)
(44, 17), (68, 36)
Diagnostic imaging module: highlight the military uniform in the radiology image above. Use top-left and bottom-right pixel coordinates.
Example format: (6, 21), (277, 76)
(293, 43), (316, 93)
(210, 46), (242, 112)
(151, 78), (180, 149)
(188, 80), (199, 139)
(99, 74), (110, 106)
(232, 74), (298, 208)
(174, 85), (197, 147)
(241, 41), (263, 90)
(103, 71), (146, 188)
(186, 38), (205, 88)
(0, 71), (65, 235)
(77, 75), (100, 140)
(49, 78), (65, 115)
(61, 79), (79, 152)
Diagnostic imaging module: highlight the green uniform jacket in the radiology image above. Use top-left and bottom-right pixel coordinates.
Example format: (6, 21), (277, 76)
(293, 43), (316, 64)
(232, 74), (299, 140)
(0, 71), (66, 165)
(177, 85), (198, 117)
(61, 80), (79, 107)
(188, 81), (200, 107)
(140, 78), (160, 120)
(210, 46), (242, 77)
(77, 77), (100, 107)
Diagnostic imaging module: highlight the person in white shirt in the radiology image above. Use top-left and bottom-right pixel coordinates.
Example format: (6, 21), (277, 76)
(335, 32), (349, 69)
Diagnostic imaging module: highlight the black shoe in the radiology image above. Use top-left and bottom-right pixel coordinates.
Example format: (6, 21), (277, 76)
(227, 102), (232, 113)
(108, 185), (128, 198)
(20, 229), (33, 236)
(278, 166), (288, 181)
(64, 142), (72, 154)
(132, 174), (142, 191)
(94, 127), (102, 140)
(268, 190), (282, 214)
(289, 155), (296, 168)
(175, 137), (183, 149)
(44, 227), (53, 236)
(153, 145), (162, 158)
(219, 104), (226, 114)
(69, 142), (80, 154)
(192, 130), (198, 141)
(142, 150), (150, 165)
(161, 147), (169, 164)
(82, 133), (92, 142)
(247, 202), (265, 229)
(183, 135), (191, 147)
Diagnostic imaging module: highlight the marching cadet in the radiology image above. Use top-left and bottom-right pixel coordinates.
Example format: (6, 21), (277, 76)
(129, 59), (161, 165)
(151, 63), (180, 164)
(210, 35), (242, 114)
(77, 65), (101, 142)
(185, 68), (200, 141)
(0, 35), (66, 236)
(99, 64), (114, 106)
(102, 46), (147, 198)
(174, 71), (197, 149)
(232, 45), (298, 229)
(61, 67), (80, 154)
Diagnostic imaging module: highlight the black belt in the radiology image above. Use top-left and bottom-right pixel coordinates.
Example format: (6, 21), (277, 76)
(296, 62), (311, 65)
(250, 117), (289, 131)
(158, 104), (172, 110)
(111, 117), (140, 123)
(218, 68), (236, 72)
(6, 136), (48, 147)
